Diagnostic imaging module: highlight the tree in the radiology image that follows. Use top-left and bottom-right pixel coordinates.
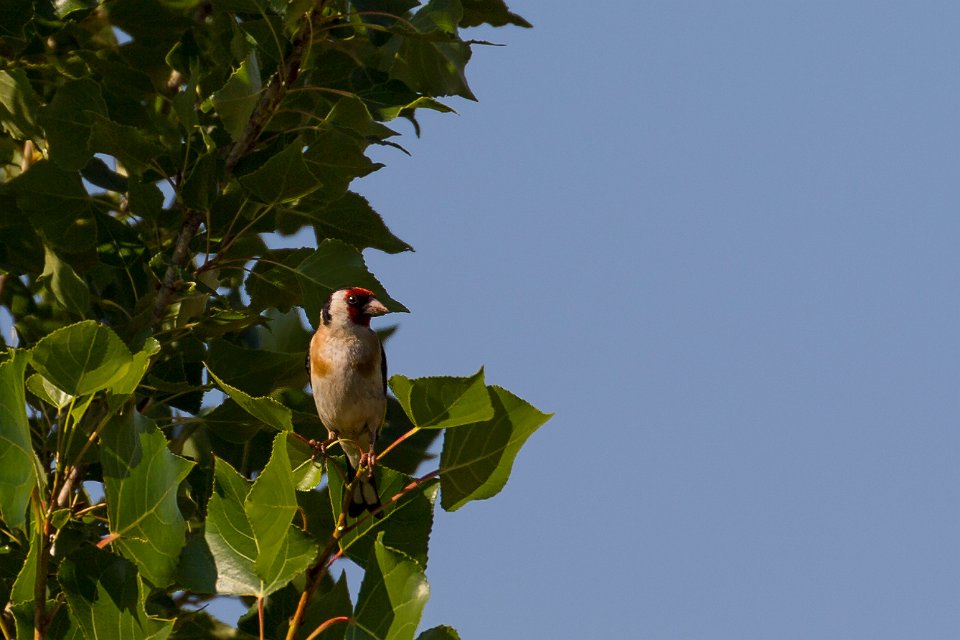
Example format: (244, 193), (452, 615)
(0, 1), (549, 638)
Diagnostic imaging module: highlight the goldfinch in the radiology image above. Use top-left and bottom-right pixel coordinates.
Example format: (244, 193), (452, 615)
(309, 287), (388, 518)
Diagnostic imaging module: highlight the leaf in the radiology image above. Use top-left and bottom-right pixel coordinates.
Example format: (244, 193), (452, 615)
(0, 351), (45, 532)
(416, 626), (461, 640)
(204, 459), (260, 595)
(301, 129), (383, 198)
(459, 0), (531, 28)
(439, 385), (551, 511)
(207, 339), (306, 396)
(349, 539), (430, 640)
(8, 160), (98, 252)
(389, 368), (493, 429)
(328, 464), (438, 569)
(280, 191), (412, 254)
(207, 367), (294, 431)
(0, 68), (42, 140)
(295, 239), (407, 327)
(40, 243), (90, 315)
(204, 441), (317, 598)
(59, 546), (175, 640)
(246, 247), (313, 312)
(81, 156), (130, 192)
(181, 151), (220, 211)
(88, 113), (166, 174)
(30, 320), (133, 396)
(257, 308), (312, 354)
(41, 77), (108, 170)
(387, 0), (477, 100)
(101, 411), (194, 587)
(238, 137), (321, 204)
(246, 432), (316, 594)
(25, 373), (73, 409)
(212, 55), (262, 141)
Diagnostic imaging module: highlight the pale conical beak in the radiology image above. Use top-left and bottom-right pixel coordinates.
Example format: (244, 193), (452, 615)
(364, 298), (388, 316)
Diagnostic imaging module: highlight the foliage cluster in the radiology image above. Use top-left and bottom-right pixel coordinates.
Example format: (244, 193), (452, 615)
(0, 1), (547, 638)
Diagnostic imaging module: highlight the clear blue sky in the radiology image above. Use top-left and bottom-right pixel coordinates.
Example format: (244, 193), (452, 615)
(352, 3), (960, 638)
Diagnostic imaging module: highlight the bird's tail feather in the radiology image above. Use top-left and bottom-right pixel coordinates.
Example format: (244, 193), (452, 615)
(345, 458), (382, 519)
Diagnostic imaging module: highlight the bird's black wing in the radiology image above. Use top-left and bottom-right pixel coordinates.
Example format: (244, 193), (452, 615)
(380, 340), (387, 395)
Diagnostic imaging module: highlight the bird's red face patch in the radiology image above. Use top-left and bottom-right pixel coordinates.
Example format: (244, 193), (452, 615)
(344, 288), (376, 326)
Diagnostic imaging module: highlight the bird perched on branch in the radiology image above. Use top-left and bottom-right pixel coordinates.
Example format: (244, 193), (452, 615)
(309, 287), (389, 518)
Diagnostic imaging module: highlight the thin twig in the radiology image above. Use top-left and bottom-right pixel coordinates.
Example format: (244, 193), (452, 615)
(304, 616), (351, 640)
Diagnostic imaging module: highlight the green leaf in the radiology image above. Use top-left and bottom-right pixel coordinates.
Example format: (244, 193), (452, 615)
(0, 351), (45, 532)
(389, 368), (493, 429)
(246, 247), (313, 312)
(30, 320), (133, 396)
(212, 55), (262, 141)
(207, 339), (306, 396)
(301, 129), (383, 198)
(127, 176), (165, 219)
(101, 411), (194, 587)
(439, 385), (551, 511)
(349, 539), (430, 640)
(88, 113), (166, 174)
(40, 243), (90, 315)
(416, 626), (462, 640)
(60, 546), (175, 640)
(245, 432), (316, 594)
(207, 367), (294, 431)
(238, 137), (321, 204)
(25, 373), (74, 409)
(257, 308), (312, 354)
(296, 239), (407, 327)
(41, 78), (108, 170)
(181, 151), (221, 211)
(81, 156), (130, 192)
(280, 190), (412, 254)
(0, 68), (42, 140)
(459, 0), (531, 28)
(387, 0), (477, 100)
(8, 160), (98, 252)
(328, 464), (438, 569)
(204, 459), (260, 595)
(204, 441), (316, 598)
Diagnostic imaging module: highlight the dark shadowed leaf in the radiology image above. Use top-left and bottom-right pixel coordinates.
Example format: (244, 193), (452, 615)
(388, 368), (493, 429)
(0, 68), (42, 140)
(39, 244), (90, 315)
(327, 462), (438, 568)
(439, 385), (550, 511)
(207, 339), (306, 396)
(8, 160), (98, 252)
(60, 546), (174, 639)
(0, 351), (45, 533)
(101, 411), (194, 587)
(416, 626), (461, 640)
(41, 78), (107, 170)
(239, 137), (320, 204)
(213, 55), (262, 141)
(459, 0), (531, 28)
(282, 191), (412, 254)
(296, 239), (407, 327)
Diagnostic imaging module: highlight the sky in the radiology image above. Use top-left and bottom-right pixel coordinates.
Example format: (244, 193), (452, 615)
(347, 2), (960, 638)
(6, 2), (959, 638)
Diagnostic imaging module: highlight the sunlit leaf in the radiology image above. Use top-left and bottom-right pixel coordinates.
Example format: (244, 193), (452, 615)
(213, 55), (262, 141)
(389, 368), (493, 430)
(0, 351), (45, 533)
(30, 320), (133, 396)
(0, 68), (42, 139)
(439, 385), (551, 511)
(101, 411), (194, 587)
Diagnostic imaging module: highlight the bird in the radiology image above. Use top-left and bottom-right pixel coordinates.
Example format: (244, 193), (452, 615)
(308, 287), (389, 518)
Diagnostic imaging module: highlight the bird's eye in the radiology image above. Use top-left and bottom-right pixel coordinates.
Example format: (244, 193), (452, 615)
(347, 295), (358, 306)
